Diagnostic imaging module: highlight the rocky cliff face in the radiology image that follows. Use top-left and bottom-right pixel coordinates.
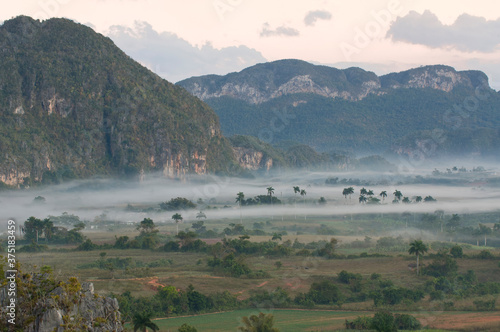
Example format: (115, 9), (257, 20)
(232, 147), (273, 171)
(0, 16), (238, 187)
(380, 65), (489, 92)
(178, 61), (491, 105)
(0, 274), (123, 332)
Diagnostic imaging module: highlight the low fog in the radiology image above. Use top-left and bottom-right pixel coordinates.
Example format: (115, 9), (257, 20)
(1, 163), (499, 229)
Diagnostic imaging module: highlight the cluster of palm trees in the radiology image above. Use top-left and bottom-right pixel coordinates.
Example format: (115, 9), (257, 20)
(341, 187), (436, 205)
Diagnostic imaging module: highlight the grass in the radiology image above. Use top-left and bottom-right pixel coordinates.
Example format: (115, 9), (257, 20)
(129, 308), (497, 331)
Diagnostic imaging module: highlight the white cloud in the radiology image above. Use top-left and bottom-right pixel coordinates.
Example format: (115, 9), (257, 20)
(388, 10), (500, 52)
(260, 22), (300, 37)
(304, 10), (332, 26)
(107, 21), (267, 83)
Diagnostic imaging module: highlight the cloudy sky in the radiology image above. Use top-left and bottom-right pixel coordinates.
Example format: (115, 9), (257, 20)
(2, 0), (500, 88)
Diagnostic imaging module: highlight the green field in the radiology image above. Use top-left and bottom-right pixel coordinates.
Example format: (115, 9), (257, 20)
(125, 309), (477, 332)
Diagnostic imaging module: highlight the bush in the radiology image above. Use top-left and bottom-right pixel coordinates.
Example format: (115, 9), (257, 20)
(306, 280), (344, 305)
(394, 314), (422, 330)
(476, 250), (495, 259)
(473, 299), (496, 311)
(450, 245), (463, 258)
(345, 316), (372, 330)
(371, 311), (396, 332)
(178, 323), (197, 332)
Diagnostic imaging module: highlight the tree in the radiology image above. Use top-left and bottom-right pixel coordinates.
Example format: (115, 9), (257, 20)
(424, 195), (437, 202)
(236, 192), (245, 222)
(415, 196), (423, 203)
(266, 186), (275, 198)
(293, 186), (300, 219)
(178, 323), (198, 332)
(371, 311), (397, 332)
(367, 190), (374, 196)
(267, 186), (275, 219)
(360, 187), (368, 196)
(379, 191), (387, 201)
(359, 195), (367, 204)
(272, 233), (282, 241)
(160, 197), (196, 211)
(24, 216), (45, 243)
(196, 211), (206, 220)
(238, 312), (280, 332)
(402, 197), (411, 204)
(172, 213), (183, 235)
(132, 312), (159, 332)
(393, 190), (403, 201)
(136, 218), (157, 235)
(446, 214), (460, 241)
(478, 223), (492, 246)
(342, 187), (354, 201)
(408, 240), (428, 276)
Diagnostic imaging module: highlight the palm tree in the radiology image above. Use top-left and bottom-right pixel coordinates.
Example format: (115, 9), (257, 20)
(267, 186), (275, 199)
(402, 197), (411, 204)
(171, 213), (183, 235)
(236, 192), (245, 223)
(379, 191), (387, 201)
(360, 187), (368, 196)
(238, 312), (280, 332)
(408, 240), (428, 276)
(367, 189), (374, 196)
(347, 187), (354, 200)
(393, 190), (403, 201)
(272, 233), (282, 241)
(133, 312), (159, 332)
(415, 196), (423, 203)
(293, 186), (300, 219)
(342, 188), (350, 200)
(358, 195), (367, 204)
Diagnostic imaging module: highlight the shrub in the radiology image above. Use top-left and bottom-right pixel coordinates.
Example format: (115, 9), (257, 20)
(450, 245), (463, 258)
(394, 314), (422, 330)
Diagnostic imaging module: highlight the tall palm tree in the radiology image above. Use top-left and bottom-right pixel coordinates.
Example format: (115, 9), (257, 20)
(267, 186), (275, 199)
(171, 213), (183, 235)
(393, 189), (403, 201)
(359, 195), (367, 204)
(367, 189), (374, 196)
(408, 240), (428, 276)
(133, 312), (159, 332)
(360, 187), (368, 196)
(293, 186), (300, 219)
(267, 186), (275, 219)
(342, 188), (349, 200)
(347, 187), (354, 200)
(236, 192), (245, 223)
(379, 191), (387, 201)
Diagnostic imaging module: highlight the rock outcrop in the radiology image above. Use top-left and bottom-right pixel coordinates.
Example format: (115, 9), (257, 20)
(0, 273), (123, 332)
(178, 60), (490, 105)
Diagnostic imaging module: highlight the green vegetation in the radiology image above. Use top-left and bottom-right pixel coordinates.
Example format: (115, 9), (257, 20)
(0, 16), (238, 187)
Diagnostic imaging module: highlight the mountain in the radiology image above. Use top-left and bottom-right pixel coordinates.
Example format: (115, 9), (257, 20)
(178, 60), (500, 156)
(0, 16), (238, 188)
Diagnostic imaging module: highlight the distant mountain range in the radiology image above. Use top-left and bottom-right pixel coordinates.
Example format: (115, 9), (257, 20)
(178, 60), (500, 156)
(1, 16), (499, 188)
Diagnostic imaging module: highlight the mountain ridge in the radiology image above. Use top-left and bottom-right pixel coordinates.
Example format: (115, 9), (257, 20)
(177, 59), (500, 156)
(0, 16), (239, 187)
(177, 59), (492, 104)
